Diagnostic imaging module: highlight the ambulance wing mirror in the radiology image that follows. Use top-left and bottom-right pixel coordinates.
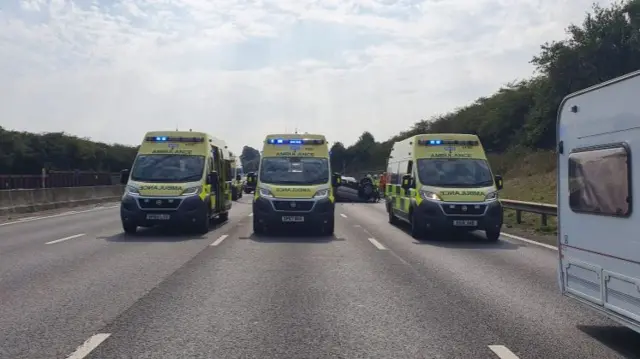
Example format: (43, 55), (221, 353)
(401, 174), (413, 190)
(332, 172), (342, 187)
(494, 175), (503, 190)
(120, 169), (130, 185)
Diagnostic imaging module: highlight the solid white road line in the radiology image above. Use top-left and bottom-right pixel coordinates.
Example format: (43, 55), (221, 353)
(248, 213), (253, 217)
(488, 345), (520, 359)
(340, 213), (348, 218)
(0, 205), (119, 227)
(210, 234), (228, 246)
(45, 233), (86, 245)
(501, 232), (557, 250)
(367, 237), (387, 250)
(65, 333), (111, 359)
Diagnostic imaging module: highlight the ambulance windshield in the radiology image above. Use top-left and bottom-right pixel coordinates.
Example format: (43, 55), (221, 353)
(259, 157), (329, 185)
(417, 158), (493, 187)
(130, 154), (205, 182)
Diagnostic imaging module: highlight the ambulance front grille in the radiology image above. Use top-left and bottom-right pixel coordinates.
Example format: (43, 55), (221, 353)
(441, 203), (486, 215)
(138, 198), (182, 209)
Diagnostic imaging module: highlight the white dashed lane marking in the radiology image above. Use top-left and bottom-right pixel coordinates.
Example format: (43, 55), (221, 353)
(65, 333), (111, 359)
(340, 213), (348, 218)
(367, 237), (386, 250)
(488, 345), (520, 358)
(46, 233), (85, 245)
(210, 234), (228, 246)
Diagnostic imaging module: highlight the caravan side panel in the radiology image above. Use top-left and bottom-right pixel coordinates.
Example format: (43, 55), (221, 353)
(557, 70), (640, 333)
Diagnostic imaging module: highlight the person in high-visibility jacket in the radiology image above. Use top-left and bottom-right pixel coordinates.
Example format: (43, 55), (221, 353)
(379, 172), (387, 193)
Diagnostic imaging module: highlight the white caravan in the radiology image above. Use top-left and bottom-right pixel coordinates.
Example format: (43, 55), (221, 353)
(557, 69), (640, 333)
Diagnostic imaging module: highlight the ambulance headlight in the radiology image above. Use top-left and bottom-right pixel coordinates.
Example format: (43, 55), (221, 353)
(181, 186), (202, 196)
(258, 187), (273, 198)
(124, 185), (140, 196)
(420, 190), (442, 201)
(484, 191), (498, 201)
(314, 189), (329, 199)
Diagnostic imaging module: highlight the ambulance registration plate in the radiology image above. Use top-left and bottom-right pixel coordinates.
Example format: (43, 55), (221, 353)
(282, 216), (304, 222)
(453, 220), (477, 226)
(147, 214), (170, 220)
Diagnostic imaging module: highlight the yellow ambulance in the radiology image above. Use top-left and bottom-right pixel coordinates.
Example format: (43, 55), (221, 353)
(252, 134), (341, 235)
(385, 133), (504, 241)
(119, 131), (232, 234)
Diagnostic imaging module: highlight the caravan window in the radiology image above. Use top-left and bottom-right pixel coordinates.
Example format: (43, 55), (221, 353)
(568, 145), (631, 217)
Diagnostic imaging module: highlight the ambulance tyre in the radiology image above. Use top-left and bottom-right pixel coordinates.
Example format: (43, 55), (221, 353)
(231, 187), (238, 201)
(253, 216), (265, 235)
(321, 218), (334, 236)
(387, 204), (398, 225)
(485, 229), (500, 242)
(195, 209), (210, 234)
(218, 211), (229, 222)
(122, 222), (137, 235)
(410, 211), (426, 240)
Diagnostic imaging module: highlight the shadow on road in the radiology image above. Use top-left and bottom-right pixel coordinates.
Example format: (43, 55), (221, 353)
(577, 324), (640, 359)
(100, 217), (230, 242)
(392, 221), (521, 250)
(240, 230), (346, 243)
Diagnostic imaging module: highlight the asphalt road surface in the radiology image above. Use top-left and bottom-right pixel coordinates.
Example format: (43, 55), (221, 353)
(0, 199), (638, 359)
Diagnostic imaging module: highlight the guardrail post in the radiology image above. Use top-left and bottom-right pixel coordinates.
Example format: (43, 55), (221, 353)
(516, 210), (522, 224)
(541, 214), (548, 227)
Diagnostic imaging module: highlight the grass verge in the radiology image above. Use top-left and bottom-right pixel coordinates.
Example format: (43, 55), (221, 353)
(489, 151), (558, 240)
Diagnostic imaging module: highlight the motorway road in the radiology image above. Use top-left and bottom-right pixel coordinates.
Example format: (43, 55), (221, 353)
(0, 199), (638, 359)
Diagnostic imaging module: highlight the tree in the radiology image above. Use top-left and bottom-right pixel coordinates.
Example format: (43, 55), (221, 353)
(0, 127), (137, 174)
(240, 145), (260, 172)
(321, 0), (640, 175)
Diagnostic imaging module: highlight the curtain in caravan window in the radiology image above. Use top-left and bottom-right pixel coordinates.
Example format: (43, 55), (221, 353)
(569, 147), (629, 216)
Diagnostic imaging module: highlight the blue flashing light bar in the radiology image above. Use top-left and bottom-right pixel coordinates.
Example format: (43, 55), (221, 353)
(266, 138), (325, 145)
(417, 139), (479, 146)
(145, 136), (205, 143)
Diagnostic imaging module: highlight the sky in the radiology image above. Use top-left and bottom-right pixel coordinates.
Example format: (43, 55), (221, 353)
(0, 0), (614, 155)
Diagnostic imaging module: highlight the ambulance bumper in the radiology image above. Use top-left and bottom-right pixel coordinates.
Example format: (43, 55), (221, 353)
(414, 199), (503, 233)
(120, 194), (208, 227)
(253, 197), (334, 229)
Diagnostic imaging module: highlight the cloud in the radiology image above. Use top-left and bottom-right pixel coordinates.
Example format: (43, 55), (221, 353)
(0, 0), (615, 155)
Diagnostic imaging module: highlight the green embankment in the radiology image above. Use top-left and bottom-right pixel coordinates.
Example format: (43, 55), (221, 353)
(489, 151), (557, 236)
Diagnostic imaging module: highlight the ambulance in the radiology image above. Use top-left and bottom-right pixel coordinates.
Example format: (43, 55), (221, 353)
(119, 131), (233, 234)
(557, 69), (640, 334)
(252, 134), (341, 235)
(229, 152), (244, 201)
(385, 133), (504, 240)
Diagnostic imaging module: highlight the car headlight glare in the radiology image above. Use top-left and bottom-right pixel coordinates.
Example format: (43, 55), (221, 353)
(484, 191), (498, 201)
(420, 190), (442, 201)
(125, 185), (140, 195)
(259, 188), (273, 198)
(181, 186), (202, 196)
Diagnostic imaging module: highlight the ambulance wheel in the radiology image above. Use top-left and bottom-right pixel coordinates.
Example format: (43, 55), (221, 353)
(388, 204), (398, 225)
(195, 210), (210, 234)
(231, 187), (238, 201)
(253, 216), (265, 235)
(322, 218), (335, 236)
(410, 211), (426, 239)
(218, 211), (229, 222)
(122, 222), (137, 235)
(486, 229), (500, 242)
